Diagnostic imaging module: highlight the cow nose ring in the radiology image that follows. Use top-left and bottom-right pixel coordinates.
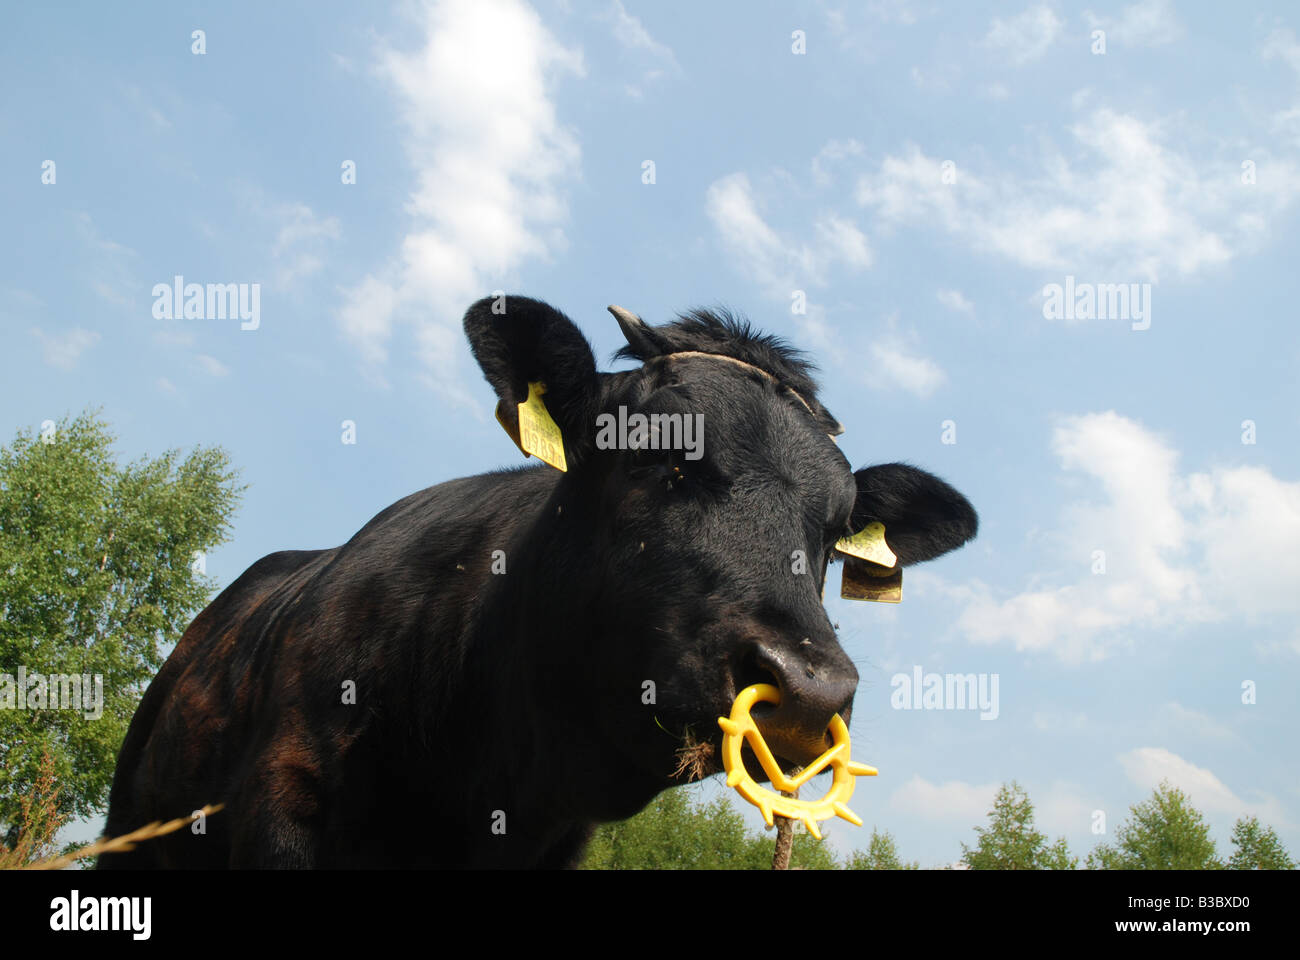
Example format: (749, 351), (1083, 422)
(716, 683), (877, 838)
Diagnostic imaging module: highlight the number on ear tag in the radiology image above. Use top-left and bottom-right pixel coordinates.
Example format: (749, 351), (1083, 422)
(516, 381), (567, 472)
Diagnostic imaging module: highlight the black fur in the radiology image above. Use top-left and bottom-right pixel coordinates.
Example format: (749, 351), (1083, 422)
(99, 295), (977, 869)
(614, 307), (843, 435)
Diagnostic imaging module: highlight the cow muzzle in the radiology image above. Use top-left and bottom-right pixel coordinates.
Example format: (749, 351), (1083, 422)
(738, 640), (858, 769)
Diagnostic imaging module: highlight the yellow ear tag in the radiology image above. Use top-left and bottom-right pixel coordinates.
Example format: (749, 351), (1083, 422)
(841, 556), (902, 603)
(516, 381), (567, 472)
(717, 683), (877, 839)
(835, 521), (897, 568)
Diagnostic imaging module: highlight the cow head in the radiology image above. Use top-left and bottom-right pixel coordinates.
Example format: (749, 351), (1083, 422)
(465, 296), (976, 818)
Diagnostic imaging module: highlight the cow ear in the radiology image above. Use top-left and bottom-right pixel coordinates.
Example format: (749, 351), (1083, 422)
(464, 295), (601, 466)
(846, 463), (977, 566)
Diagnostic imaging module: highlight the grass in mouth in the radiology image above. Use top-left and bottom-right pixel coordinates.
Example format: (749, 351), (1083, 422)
(670, 727), (716, 783)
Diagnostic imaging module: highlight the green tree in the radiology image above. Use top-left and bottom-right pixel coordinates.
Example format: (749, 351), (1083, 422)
(961, 781), (1077, 869)
(1086, 781), (1221, 869)
(1227, 816), (1294, 870)
(581, 789), (840, 870)
(0, 411), (242, 843)
(845, 827), (919, 870)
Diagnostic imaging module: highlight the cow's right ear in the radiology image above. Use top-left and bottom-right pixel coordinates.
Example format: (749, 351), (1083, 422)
(845, 463), (978, 566)
(463, 295), (601, 467)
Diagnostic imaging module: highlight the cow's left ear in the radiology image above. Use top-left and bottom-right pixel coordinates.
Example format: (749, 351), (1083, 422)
(464, 295), (601, 467)
(846, 463), (977, 566)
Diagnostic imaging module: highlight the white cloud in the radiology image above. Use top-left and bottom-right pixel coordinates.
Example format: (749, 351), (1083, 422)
(1117, 747), (1291, 827)
(1157, 702), (1236, 744)
(330, 51), (358, 74)
(983, 5), (1062, 65)
(338, 0), (583, 399)
(811, 139), (865, 186)
(910, 62), (958, 93)
(889, 775), (999, 822)
(91, 283), (131, 308)
(869, 337), (945, 397)
(271, 203), (341, 288)
(607, 0), (674, 61)
(604, 0), (677, 97)
(1034, 780), (1097, 836)
(1032, 710), (1088, 731)
(338, 275), (400, 373)
(1186, 464), (1300, 621)
(1263, 29), (1300, 149)
(1253, 625), (1300, 659)
(122, 82), (171, 129)
(821, 0), (924, 59)
(895, 774), (1096, 839)
(936, 288), (974, 314)
(195, 354), (230, 377)
(705, 172), (873, 349)
(153, 323), (195, 348)
(948, 411), (1300, 662)
(866, 0), (920, 25)
(75, 213), (138, 308)
(704, 174), (826, 349)
(600, 0), (676, 98)
(30, 327), (100, 370)
(856, 108), (1300, 282)
(0, 286), (43, 314)
(1085, 0), (1182, 47)
(705, 173), (787, 285)
(815, 216), (874, 270)
(1263, 26), (1300, 77)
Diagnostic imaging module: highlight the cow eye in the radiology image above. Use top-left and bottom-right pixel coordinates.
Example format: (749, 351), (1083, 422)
(627, 461), (671, 482)
(627, 448), (688, 490)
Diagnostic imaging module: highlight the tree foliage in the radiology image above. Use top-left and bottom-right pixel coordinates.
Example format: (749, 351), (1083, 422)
(961, 781), (1077, 869)
(581, 788), (840, 870)
(1086, 781), (1221, 869)
(844, 828), (919, 870)
(582, 779), (1294, 871)
(0, 411), (242, 840)
(1227, 816), (1294, 870)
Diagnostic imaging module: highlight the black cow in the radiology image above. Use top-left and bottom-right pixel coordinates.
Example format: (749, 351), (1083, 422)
(99, 296), (976, 868)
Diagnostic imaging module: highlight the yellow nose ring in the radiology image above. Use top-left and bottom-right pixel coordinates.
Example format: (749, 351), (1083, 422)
(717, 683), (877, 839)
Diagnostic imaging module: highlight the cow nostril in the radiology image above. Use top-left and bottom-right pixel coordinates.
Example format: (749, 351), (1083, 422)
(734, 641), (857, 748)
(733, 650), (780, 716)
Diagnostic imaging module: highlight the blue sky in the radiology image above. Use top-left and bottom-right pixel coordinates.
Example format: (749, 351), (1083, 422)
(3, 0), (1299, 867)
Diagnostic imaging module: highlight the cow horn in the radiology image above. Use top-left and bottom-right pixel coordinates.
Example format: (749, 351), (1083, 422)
(608, 304), (661, 358)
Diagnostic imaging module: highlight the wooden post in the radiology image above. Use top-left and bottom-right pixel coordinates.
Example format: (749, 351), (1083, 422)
(771, 766), (802, 870)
